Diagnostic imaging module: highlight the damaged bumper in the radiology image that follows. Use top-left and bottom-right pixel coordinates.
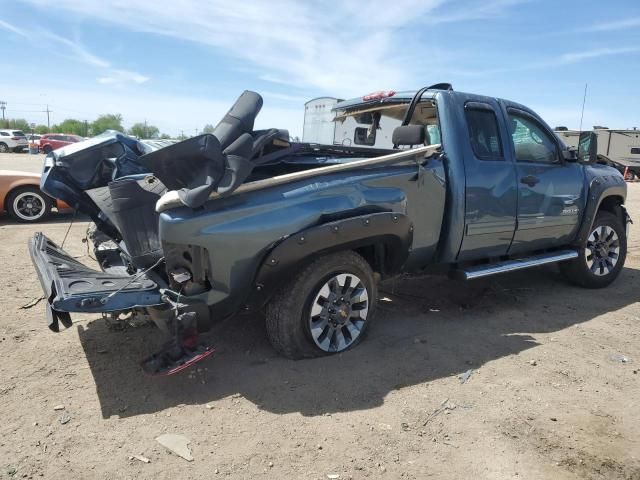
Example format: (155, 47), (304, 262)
(28, 232), (164, 332)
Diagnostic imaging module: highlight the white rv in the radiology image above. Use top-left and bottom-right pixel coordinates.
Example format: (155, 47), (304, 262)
(302, 97), (343, 144)
(555, 128), (640, 177)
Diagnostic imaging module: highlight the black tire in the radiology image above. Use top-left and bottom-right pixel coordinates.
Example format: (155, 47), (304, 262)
(0, 143), (8, 153)
(6, 186), (53, 223)
(560, 211), (626, 288)
(42, 144), (52, 154)
(265, 250), (377, 359)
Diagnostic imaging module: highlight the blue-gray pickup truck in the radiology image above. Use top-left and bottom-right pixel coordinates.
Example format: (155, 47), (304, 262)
(30, 84), (631, 375)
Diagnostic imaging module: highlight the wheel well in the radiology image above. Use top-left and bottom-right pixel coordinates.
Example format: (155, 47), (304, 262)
(354, 241), (398, 278)
(598, 195), (624, 222)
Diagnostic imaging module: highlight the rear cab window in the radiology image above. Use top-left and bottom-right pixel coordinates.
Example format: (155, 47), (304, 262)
(12, 131), (26, 137)
(464, 103), (504, 160)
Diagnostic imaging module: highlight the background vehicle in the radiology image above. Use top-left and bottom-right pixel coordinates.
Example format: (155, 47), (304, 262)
(0, 170), (69, 222)
(29, 86), (630, 375)
(27, 134), (42, 150)
(0, 129), (29, 152)
(39, 133), (83, 153)
(556, 128), (640, 180)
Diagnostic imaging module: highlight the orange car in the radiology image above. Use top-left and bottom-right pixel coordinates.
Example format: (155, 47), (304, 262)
(0, 170), (69, 222)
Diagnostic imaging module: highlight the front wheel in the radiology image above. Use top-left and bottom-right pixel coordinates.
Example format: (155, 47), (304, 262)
(560, 211), (627, 288)
(265, 250), (377, 359)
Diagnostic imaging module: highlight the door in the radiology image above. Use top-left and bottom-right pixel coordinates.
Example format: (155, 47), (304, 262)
(458, 98), (518, 261)
(506, 107), (585, 254)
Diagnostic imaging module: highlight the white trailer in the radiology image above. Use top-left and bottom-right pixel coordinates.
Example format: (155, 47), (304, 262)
(556, 128), (640, 178)
(302, 97), (342, 144)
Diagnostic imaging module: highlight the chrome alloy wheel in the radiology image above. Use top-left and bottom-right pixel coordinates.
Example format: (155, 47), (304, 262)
(12, 191), (46, 221)
(309, 273), (369, 352)
(586, 225), (620, 276)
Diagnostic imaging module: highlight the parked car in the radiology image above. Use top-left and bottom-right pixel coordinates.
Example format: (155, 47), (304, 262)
(0, 170), (69, 222)
(29, 86), (630, 376)
(0, 129), (29, 152)
(39, 133), (84, 153)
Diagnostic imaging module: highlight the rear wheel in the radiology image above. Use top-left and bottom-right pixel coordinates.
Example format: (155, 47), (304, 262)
(265, 250), (377, 359)
(6, 186), (52, 222)
(560, 211), (626, 288)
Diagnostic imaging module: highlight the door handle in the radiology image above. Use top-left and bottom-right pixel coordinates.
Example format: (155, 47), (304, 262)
(520, 175), (539, 187)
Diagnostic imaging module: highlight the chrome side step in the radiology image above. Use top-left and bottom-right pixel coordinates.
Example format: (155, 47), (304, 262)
(459, 250), (578, 280)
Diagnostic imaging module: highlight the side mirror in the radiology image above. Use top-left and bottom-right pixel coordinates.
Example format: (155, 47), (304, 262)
(392, 125), (425, 147)
(577, 131), (597, 163)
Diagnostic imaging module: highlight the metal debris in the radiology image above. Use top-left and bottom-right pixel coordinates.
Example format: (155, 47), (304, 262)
(459, 369), (474, 384)
(156, 433), (193, 461)
(132, 454), (151, 464)
(20, 296), (45, 309)
(423, 398), (457, 426)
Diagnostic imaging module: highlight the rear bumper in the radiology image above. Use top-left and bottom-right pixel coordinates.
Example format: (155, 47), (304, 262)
(29, 232), (164, 331)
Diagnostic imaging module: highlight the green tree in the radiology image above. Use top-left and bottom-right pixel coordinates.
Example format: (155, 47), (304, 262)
(91, 114), (124, 135)
(129, 122), (159, 139)
(3, 118), (30, 131)
(54, 118), (87, 136)
(202, 124), (215, 134)
(159, 133), (172, 139)
(35, 125), (49, 134)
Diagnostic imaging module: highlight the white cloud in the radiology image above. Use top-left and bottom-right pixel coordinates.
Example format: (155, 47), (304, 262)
(42, 31), (110, 68)
(0, 19), (27, 37)
(1, 18), (149, 87)
(582, 17), (640, 32)
(19, 0), (522, 96)
(558, 47), (640, 64)
(97, 69), (150, 86)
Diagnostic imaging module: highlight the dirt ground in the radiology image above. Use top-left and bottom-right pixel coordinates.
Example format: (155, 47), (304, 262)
(0, 153), (639, 479)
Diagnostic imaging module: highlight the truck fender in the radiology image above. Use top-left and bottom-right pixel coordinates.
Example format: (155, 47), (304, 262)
(573, 176), (627, 246)
(248, 212), (413, 309)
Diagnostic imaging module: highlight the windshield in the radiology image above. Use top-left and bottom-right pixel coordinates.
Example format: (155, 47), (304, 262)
(12, 131), (26, 137)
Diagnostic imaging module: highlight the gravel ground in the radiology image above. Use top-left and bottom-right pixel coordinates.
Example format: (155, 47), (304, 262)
(0, 167), (639, 479)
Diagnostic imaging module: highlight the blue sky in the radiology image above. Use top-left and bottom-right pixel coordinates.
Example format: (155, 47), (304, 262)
(1, 0), (639, 137)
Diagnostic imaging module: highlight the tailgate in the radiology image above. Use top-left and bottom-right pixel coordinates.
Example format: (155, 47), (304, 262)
(29, 232), (164, 332)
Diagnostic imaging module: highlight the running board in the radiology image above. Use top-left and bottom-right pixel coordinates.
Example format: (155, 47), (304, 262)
(458, 250), (578, 280)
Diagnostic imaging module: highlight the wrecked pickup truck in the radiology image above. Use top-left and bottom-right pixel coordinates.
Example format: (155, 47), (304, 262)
(29, 84), (630, 375)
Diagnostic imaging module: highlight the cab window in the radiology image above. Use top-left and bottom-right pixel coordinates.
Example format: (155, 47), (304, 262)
(508, 111), (559, 163)
(465, 105), (503, 160)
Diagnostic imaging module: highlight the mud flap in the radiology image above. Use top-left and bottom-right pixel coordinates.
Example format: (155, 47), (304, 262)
(29, 232), (164, 332)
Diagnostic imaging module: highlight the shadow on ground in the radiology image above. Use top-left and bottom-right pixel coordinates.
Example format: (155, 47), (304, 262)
(0, 211), (81, 227)
(76, 265), (639, 418)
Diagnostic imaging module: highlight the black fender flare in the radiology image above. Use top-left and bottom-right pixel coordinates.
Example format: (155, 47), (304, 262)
(573, 176), (627, 246)
(247, 212), (413, 309)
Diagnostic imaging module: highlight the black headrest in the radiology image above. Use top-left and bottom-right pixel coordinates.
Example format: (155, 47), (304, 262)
(213, 90), (263, 150)
(392, 125), (426, 146)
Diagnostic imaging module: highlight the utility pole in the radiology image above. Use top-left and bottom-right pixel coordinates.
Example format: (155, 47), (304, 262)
(0, 101), (6, 122)
(144, 119), (148, 139)
(180, 130), (184, 140)
(44, 104), (52, 129)
(84, 120), (88, 137)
